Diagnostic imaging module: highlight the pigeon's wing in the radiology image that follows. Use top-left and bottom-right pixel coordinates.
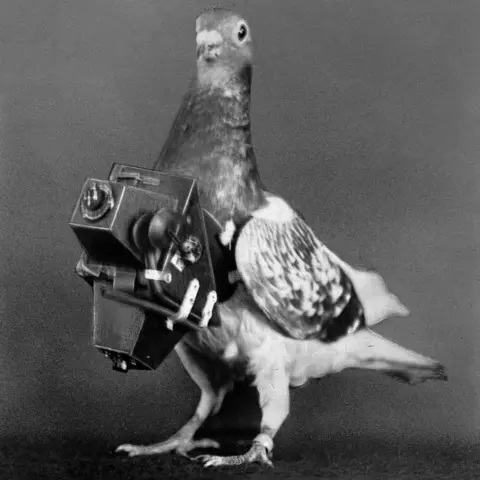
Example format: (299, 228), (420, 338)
(234, 196), (361, 342)
(234, 195), (409, 342)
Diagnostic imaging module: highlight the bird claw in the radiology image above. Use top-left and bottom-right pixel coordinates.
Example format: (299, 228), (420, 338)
(116, 444), (145, 457)
(193, 443), (273, 468)
(115, 438), (220, 457)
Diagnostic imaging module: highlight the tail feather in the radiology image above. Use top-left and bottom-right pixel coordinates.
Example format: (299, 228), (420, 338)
(323, 247), (410, 326)
(336, 328), (447, 384)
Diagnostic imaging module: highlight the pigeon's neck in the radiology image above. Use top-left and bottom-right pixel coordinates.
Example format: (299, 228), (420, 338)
(155, 75), (265, 224)
(197, 80), (252, 129)
(193, 62), (254, 132)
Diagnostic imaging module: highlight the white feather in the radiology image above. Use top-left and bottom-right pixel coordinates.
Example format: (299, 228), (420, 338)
(196, 30), (223, 47)
(252, 195), (296, 222)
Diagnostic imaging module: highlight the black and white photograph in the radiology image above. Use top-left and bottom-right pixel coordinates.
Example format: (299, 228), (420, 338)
(0, 1), (478, 478)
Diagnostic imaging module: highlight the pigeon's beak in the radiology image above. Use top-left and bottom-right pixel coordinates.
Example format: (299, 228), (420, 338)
(196, 29), (222, 62)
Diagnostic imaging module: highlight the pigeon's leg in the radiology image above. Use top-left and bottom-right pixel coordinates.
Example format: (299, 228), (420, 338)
(116, 342), (228, 457)
(195, 367), (290, 467)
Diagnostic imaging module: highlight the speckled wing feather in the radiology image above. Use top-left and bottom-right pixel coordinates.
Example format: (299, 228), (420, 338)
(234, 196), (365, 342)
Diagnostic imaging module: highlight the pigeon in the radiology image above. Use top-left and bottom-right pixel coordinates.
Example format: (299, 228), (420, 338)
(116, 7), (447, 468)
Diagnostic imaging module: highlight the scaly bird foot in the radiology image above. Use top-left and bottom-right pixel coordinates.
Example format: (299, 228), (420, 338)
(116, 437), (220, 457)
(194, 442), (273, 468)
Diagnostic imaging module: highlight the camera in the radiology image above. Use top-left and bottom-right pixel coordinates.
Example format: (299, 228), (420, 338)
(69, 164), (235, 372)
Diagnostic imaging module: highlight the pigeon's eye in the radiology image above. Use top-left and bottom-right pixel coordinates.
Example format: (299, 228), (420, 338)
(237, 23), (248, 42)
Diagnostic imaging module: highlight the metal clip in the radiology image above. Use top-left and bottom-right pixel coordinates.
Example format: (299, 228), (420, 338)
(75, 253), (101, 279)
(200, 291), (217, 328)
(144, 269), (172, 283)
(219, 219), (236, 248)
(167, 278), (200, 327)
(170, 252), (185, 272)
(116, 170), (161, 186)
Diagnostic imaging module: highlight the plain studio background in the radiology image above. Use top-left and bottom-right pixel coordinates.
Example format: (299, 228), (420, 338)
(0, 0), (479, 454)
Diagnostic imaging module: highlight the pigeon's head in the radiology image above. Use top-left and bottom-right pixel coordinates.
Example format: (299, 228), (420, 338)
(195, 7), (253, 89)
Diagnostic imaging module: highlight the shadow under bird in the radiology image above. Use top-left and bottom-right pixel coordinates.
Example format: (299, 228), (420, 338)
(116, 7), (447, 468)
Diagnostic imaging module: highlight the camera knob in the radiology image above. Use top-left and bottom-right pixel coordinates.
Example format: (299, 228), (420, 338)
(148, 209), (184, 250)
(80, 182), (114, 221)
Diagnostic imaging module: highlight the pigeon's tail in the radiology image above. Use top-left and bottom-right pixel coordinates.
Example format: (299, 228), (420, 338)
(322, 247), (410, 327)
(337, 328), (447, 384)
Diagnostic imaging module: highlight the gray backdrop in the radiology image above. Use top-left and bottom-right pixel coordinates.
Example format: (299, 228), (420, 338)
(1, 0), (478, 449)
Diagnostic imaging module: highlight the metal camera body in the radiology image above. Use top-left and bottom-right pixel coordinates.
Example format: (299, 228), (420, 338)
(69, 164), (236, 373)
